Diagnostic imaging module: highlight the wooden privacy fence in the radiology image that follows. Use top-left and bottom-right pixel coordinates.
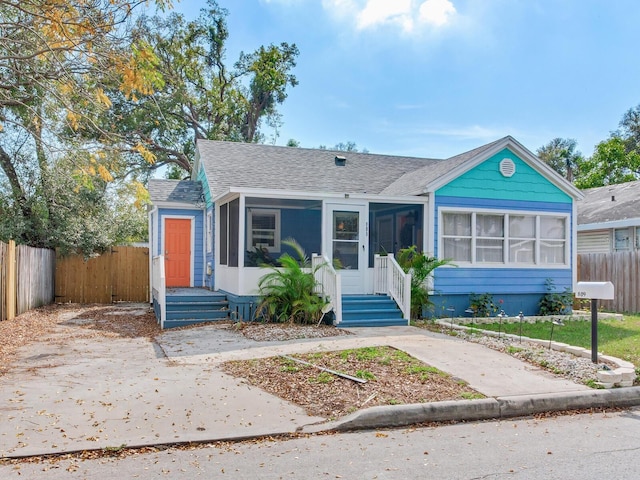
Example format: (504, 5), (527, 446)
(55, 246), (149, 303)
(1, 240), (56, 321)
(577, 251), (640, 313)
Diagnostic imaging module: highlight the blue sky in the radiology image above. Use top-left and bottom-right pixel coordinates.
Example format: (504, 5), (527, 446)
(172, 0), (640, 159)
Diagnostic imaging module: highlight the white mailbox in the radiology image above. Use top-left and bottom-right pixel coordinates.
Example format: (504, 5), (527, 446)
(575, 281), (614, 300)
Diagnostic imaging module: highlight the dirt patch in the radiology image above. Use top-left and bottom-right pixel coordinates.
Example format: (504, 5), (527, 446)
(0, 304), (160, 376)
(221, 346), (483, 418)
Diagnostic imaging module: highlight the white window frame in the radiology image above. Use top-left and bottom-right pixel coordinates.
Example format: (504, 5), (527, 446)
(636, 227), (640, 250)
(247, 208), (281, 253)
(206, 210), (213, 253)
(439, 208), (570, 268)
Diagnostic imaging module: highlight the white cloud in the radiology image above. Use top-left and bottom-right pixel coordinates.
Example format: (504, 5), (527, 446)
(418, 0), (456, 27)
(356, 0), (413, 31)
(322, 0), (457, 33)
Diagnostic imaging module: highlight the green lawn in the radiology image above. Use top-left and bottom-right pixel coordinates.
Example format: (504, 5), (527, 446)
(466, 315), (640, 368)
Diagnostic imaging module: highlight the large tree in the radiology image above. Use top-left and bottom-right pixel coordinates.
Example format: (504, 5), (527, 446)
(536, 138), (582, 183)
(574, 136), (640, 189)
(0, 0), (169, 249)
(0, 0), (299, 251)
(574, 104), (640, 188)
(91, 1), (299, 175)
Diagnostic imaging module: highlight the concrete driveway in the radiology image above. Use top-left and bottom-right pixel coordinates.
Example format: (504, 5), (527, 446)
(0, 306), (596, 458)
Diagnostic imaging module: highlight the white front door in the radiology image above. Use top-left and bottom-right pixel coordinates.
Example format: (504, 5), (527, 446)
(326, 203), (367, 294)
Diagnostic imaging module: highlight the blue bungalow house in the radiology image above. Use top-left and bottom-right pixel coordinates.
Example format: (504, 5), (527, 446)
(148, 136), (583, 328)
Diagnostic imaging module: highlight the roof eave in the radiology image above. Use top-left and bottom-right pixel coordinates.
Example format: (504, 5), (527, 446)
(213, 186), (430, 204)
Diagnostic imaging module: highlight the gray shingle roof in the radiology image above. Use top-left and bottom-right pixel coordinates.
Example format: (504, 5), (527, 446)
(196, 140), (444, 198)
(196, 139), (520, 199)
(381, 138), (507, 195)
(148, 179), (203, 204)
(577, 180), (640, 225)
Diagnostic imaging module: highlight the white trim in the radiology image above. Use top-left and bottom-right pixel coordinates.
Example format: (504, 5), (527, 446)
(213, 186), (430, 206)
(148, 206), (157, 303)
(206, 210), (213, 253)
(578, 217), (640, 231)
(438, 206), (571, 268)
(152, 201), (201, 209)
(161, 215), (196, 287)
(239, 195), (246, 270)
(325, 203), (368, 294)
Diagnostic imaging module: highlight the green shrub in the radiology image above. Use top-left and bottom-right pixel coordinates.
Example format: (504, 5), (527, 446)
(255, 238), (328, 324)
(539, 278), (573, 315)
(468, 293), (499, 317)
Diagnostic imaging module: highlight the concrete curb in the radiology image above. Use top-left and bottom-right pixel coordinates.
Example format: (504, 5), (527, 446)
(302, 386), (640, 433)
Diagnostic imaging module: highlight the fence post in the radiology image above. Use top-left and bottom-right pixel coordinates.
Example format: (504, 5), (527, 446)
(7, 240), (16, 320)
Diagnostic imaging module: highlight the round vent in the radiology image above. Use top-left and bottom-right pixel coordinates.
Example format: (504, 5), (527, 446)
(499, 158), (516, 177)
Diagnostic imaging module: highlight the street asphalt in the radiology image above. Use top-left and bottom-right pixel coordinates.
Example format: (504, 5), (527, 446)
(1, 306), (639, 459)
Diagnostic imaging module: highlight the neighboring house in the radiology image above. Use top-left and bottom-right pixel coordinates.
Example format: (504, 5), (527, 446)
(148, 136), (583, 328)
(577, 180), (640, 253)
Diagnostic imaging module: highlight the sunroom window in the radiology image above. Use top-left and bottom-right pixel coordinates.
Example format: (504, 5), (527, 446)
(441, 210), (568, 266)
(509, 215), (535, 263)
(442, 212), (472, 262)
(476, 214), (504, 263)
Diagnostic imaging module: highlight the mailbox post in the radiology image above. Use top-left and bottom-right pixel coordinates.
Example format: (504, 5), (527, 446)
(575, 281), (614, 363)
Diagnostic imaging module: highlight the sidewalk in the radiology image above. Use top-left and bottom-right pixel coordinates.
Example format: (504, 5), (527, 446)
(1, 319), (637, 459)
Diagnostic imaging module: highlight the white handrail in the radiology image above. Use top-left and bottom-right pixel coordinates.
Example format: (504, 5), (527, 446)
(312, 254), (342, 325)
(152, 255), (166, 329)
(374, 253), (411, 322)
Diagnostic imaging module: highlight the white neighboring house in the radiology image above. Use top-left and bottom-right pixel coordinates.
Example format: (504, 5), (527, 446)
(577, 180), (640, 253)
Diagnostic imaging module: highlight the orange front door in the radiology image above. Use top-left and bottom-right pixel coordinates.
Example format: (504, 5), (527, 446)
(165, 218), (192, 287)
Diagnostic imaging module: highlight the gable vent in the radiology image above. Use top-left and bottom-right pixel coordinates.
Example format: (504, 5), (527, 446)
(335, 155), (346, 166)
(499, 158), (516, 177)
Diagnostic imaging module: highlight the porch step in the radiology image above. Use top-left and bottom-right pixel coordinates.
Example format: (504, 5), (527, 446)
(163, 288), (229, 328)
(338, 295), (407, 328)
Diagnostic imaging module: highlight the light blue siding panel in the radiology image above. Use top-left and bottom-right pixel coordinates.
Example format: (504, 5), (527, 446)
(434, 268), (572, 294)
(197, 166), (213, 206)
(437, 148), (572, 203)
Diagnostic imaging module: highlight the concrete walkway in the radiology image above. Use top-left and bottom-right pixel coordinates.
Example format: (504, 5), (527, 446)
(0, 317), (636, 459)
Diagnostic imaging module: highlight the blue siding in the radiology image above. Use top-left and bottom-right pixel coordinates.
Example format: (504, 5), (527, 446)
(432, 168), (575, 316)
(157, 207), (205, 287)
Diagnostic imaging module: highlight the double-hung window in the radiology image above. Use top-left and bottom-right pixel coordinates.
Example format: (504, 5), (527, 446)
(441, 210), (568, 266)
(247, 209), (280, 252)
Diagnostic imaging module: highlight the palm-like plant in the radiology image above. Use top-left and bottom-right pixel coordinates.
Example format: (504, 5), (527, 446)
(255, 238), (328, 324)
(396, 246), (454, 318)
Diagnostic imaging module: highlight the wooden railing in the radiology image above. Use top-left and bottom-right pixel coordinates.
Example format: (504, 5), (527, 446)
(374, 253), (411, 321)
(312, 254), (342, 325)
(152, 255), (166, 328)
